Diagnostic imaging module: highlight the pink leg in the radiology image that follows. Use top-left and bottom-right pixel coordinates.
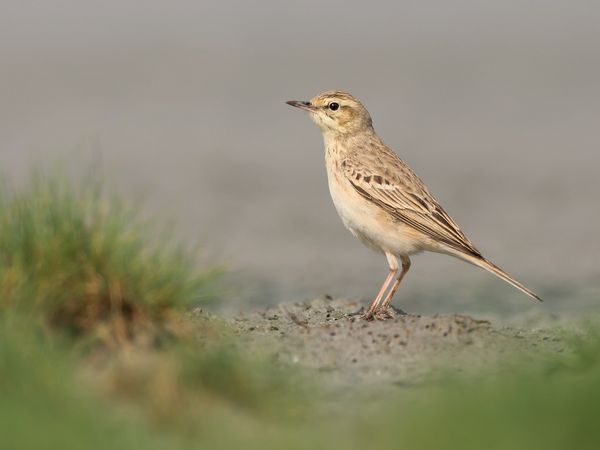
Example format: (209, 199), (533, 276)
(363, 253), (398, 318)
(378, 255), (411, 311)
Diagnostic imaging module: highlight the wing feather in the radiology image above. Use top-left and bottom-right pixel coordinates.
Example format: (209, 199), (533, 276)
(343, 157), (482, 258)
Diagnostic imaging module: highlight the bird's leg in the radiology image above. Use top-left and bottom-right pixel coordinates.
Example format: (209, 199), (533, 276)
(376, 255), (411, 318)
(362, 253), (398, 320)
(363, 269), (396, 318)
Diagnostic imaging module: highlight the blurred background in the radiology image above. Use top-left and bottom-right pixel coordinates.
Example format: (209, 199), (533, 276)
(2, 0), (599, 315)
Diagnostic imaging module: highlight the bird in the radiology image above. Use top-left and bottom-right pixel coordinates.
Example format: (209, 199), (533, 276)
(286, 90), (541, 320)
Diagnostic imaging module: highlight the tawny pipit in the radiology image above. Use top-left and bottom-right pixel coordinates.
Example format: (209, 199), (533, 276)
(287, 90), (541, 320)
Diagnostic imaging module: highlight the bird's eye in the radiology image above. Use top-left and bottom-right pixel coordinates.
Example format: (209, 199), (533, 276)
(328, 102), (340, 111)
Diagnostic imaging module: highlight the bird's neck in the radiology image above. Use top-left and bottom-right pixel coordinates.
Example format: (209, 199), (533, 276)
(322, 127), (380, 157)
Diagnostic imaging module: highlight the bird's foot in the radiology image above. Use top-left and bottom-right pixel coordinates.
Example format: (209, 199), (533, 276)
(372, 309), (393, 320)
(346, 305), (373, 320)
(372, 305), (407, 320)
(350, 305), (407, 321)
(360, 312), (375, 321)
(359, 308), (391, 321)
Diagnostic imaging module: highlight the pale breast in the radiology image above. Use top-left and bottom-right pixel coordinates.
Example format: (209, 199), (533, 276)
(325, 153), (431, 257)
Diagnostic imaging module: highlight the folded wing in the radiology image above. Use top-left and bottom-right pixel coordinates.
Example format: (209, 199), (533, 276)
(342, 157), (482, 258)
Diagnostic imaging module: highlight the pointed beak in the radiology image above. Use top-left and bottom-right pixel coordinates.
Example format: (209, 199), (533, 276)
(286, 100), (315, 112)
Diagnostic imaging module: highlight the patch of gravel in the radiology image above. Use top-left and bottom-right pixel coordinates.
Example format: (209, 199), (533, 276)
(195, 296), (565, 393)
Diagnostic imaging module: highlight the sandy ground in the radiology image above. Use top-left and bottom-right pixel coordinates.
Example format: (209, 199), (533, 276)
(195, 297), (567, 395)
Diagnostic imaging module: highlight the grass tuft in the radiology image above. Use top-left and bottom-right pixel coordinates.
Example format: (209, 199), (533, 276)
(0, 173), (219, 346)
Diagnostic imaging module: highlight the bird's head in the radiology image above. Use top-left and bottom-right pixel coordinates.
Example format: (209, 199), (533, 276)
(286, 90), (373, 136)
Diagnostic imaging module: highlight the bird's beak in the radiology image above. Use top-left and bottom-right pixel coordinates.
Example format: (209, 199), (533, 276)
(286, 100), (315, 112)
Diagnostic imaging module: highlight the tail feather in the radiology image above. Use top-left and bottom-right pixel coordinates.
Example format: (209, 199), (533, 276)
(453, 252), (542, 302)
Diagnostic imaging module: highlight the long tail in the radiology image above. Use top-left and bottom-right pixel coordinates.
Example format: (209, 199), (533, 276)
(452, 251), (542, 302)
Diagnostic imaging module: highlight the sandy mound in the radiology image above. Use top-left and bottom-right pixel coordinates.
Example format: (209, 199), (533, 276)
(228, 297), (564, 392)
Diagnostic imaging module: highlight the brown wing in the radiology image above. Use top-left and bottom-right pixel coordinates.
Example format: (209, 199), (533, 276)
(342, 155), (482, 258)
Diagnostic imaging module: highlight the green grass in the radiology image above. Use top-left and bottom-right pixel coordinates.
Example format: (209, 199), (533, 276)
(3, 314), (600, 450)
(0, 173), (219, 345)
(370, 332), (600, 450)
(0, 317), (175, 450)
(1, 172), (599, 450)
(0, 311), (312, 450)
